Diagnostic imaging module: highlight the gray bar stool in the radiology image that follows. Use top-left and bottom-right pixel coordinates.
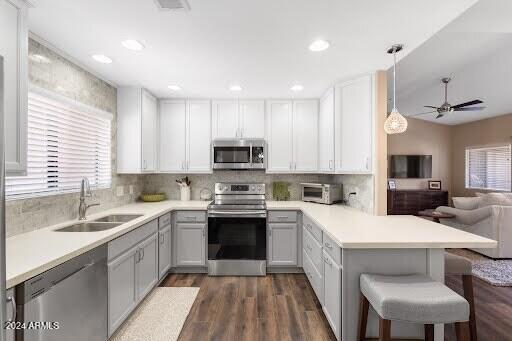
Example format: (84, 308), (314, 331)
(445, 252), (477, 341)
(358, 273), (470, 341)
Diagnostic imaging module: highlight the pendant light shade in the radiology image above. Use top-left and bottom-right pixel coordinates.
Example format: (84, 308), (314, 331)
(384, 108), (408, 134)
(384, 44), (408, 134)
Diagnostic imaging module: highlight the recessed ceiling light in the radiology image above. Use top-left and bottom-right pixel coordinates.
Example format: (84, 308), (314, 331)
(291, 84), (304, 92)
(229, 85), (242, 92)
(309, 39), (330, 52)
(167, 85), (182, 91)
(92, 54), (113, 64)
(121, 39), (145, 51)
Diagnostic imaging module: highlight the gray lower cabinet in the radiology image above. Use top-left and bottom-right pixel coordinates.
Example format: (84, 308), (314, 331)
(268, 223), (297, 266)
(175, 223), (206, 266)
(108, 246), (138, 336)
(322, 250), (342, 340)
(6, 288), (15, 341)
(158, 225), (171, 279)
(136, 234), (159, 299)
(107, 220), (159, 336)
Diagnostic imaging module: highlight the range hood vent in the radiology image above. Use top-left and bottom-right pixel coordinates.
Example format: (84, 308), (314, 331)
(154, 0), (190, 11)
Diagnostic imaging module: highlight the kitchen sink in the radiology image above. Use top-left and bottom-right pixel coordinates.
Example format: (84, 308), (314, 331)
(93, 214), (143, 223)
(55, 222), (122, 232)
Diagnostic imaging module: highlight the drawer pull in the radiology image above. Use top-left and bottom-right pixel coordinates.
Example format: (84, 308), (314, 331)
(323, 256), (332, 265)
(276, 216), (288, 220)
(324, 242), (333, 249)
(185, 216), (197, 221)
(306, 244), (312, 252)
(6, 296), (16, 323)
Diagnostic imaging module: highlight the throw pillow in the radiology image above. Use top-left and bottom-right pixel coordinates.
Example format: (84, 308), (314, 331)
(478, 192), (512, 207)
(452, 197), (481, 210)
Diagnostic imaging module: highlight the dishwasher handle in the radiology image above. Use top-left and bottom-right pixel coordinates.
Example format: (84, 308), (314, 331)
(51, 262), (95, 287)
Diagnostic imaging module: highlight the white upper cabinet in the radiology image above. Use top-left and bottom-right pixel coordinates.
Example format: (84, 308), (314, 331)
(159, 99), (212, 173)
(159, 100), (187, 172)
(267, 99), (318, 173)
(211, 99), (265, 139)
(267, 100), (294, 172)
(187, 100), (211, 173)
(293, 100), (318, 172)
(319, 87), (335, 173)
(1, 0), (28, 175)
(211, 100), (239, 139)
(335, 74), (374, 174)
(239, 100), (265, 139)
(117, 87), (158, 173)
(141, 90), (157, 172)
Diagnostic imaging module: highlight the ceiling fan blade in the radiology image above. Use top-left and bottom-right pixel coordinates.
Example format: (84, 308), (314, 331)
(435, 114), (444, 119)
(453, 106), (486, 111)
(410, 111), (437, 117)
(424, 105), (439, 109)
(451, 100), (483, 109)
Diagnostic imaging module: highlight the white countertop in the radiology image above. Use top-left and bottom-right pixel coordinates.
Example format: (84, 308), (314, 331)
(6, 200), (496, 289)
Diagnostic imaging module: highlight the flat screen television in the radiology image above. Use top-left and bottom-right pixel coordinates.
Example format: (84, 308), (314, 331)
(389, 155), (432, 178)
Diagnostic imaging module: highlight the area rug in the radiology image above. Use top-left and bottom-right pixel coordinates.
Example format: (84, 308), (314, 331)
(447, 248), (512, 287)
(110, 287), (199, 341)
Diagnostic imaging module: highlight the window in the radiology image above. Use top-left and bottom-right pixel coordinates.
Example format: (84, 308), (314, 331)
(6, 89), (112, 199)
(465, 144), (512, 192)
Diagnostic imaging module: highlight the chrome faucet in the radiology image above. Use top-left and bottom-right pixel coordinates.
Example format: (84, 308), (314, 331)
(78, 177), (100, 220)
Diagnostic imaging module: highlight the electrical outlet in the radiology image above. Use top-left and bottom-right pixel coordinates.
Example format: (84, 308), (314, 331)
(129, 185), (134, 195)
(116, 186), (124, 197)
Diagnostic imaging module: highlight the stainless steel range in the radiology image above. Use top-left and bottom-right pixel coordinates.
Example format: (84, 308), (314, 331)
(207, 183), (267, 276)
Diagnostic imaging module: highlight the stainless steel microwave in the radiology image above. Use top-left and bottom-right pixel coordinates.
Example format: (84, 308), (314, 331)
(301, 183), (343, 205)
(212, 139), (265, 170)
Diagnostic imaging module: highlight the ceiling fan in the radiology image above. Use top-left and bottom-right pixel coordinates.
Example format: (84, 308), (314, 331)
(415, 78), (485, 119)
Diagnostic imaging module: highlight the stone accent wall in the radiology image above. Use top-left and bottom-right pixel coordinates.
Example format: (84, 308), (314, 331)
(5, 39), (142, 237)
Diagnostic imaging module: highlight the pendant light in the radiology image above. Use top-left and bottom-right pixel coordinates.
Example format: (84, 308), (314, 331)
(384, 44), (408, 134)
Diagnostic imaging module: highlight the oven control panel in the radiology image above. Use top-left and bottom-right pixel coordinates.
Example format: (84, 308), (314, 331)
(215, 183), (265, 195)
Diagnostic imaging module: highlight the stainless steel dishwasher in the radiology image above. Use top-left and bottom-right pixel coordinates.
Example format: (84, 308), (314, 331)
(16, 245), (108, 341)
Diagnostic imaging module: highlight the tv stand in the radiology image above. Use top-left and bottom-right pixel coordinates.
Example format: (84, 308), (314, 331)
(387, 190), (448, 215)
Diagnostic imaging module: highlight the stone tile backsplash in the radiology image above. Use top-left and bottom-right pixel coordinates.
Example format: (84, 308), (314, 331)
(142, 172), (333, 201)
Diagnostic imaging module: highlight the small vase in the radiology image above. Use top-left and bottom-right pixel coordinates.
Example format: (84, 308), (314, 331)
(180, 186), (191, 201)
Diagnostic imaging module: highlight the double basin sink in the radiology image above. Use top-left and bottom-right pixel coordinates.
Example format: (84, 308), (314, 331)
(55, 214), (143, 232)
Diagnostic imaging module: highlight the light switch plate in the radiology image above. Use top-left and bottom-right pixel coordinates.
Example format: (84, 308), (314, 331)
(116, 186), (124, 197)
(129, 185), (134, 195)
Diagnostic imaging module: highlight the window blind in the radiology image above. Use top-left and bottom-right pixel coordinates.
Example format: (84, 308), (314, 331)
(6, 91), (112, 199)
(465, 144), (512, 191)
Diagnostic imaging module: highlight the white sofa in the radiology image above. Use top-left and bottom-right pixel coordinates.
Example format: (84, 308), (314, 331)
(436, 193), (512, 259)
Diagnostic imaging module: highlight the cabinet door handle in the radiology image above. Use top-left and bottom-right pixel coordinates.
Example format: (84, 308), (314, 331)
(306, 244), (312, 252)
(305, 223), (312, 230)
(289, 162), (292, 170)
(365, 157), (370, 170)
(324, 242), (332, 249)
(160, 234), (165, 245)
(143, 160), (147, 170)
(135, 249), (140, 263)
(6, 296), (16, 323)
(329, 160), (333, 170)
(294, 163), (297, 170)
(323, 256), (332, 265)
(269, 228), (272, 236)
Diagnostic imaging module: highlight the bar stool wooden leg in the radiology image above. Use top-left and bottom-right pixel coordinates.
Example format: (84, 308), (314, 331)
(358, 294), (369, 341)
(462, 275), (477, 341)
(379, 318), (391, 341)
(455, 321), (470, 341)
(424, 324), (434, 341)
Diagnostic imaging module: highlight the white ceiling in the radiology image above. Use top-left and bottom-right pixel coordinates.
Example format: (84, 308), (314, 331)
(28, 0), (477, 99)
(390, 0), (512, 125)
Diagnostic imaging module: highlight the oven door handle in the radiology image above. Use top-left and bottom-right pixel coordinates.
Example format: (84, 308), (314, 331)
(208, 210), (267, 218)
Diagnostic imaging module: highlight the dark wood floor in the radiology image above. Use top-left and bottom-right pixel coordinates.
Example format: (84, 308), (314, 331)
(160, 273), (337, 341)
(445, 274), (512, 341)
(160, 273), (512, 341)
